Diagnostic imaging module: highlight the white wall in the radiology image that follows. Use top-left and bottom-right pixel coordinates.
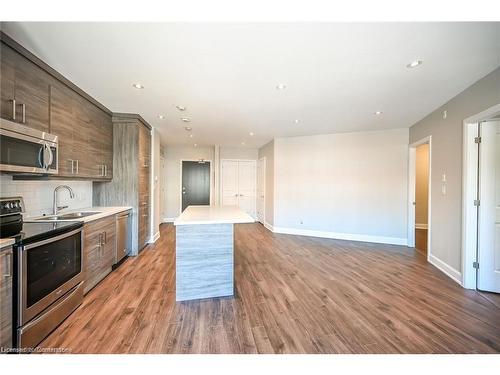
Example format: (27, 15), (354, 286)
(150, 128), (161, 241)
(220, 147), (258, 160)
(273, 129), (409, 245)
(0, 175), (92, 218)
(163, 145), (215, 219)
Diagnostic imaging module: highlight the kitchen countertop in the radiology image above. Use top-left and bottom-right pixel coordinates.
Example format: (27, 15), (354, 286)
(0, 237), (15, 249)
(174, 205), (255, 226)
(25, 206), (132, 224)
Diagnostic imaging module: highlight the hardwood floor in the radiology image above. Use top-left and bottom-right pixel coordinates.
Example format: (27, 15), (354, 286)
(39, 223), (500, 353)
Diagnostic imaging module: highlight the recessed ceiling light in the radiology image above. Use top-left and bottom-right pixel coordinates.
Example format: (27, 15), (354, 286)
(276, 83), (287, 90)
(181, 117), (191, 123)
(158, 114), (165, 120)
(249, 132), (254, 136)
(374, 111), (383, 115)
(184, 126), (192, 131)
(194, 143), (197, 147)
(175, 105), (186, 111)
(132, 83), (144, 89)
(241, 142), (245, 145)
(189, 134), (194, 138)
(406, 60), (422, 69)
(294, 119), (300, 124)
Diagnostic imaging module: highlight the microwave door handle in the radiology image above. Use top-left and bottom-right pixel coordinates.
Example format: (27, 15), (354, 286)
(45, 144), (54, 170)
(38, 145), (45, 169)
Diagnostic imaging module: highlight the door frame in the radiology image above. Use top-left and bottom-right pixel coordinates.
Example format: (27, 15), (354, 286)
(462, 103), (500, 289)
(407, 136), (432, 264)
(179, 158), (213, 215)
(257, 157), (266, 224)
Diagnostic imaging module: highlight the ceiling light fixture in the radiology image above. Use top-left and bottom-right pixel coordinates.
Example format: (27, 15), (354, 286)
(194, 143), (197, 147)
(406, 60), (423, 68)
(181, 117), (191, 123)
(241, 142), (245, 145)
(294, 119), (300, 124)
(132, 83), (144, 89)
(276, 83), (287, 90)
(374, 111), (383, 115)
(189, 134), (194, 138)
(249, 132), (254, 136)
(184, 126), (192, 131)
(158, 115), (165, 120)
(175, 105), (186, 111)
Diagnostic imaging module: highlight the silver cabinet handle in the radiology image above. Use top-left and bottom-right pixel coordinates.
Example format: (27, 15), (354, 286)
(69, 159), (74, 174)
(76, 160), (79, 174)
(104, 164), (107, 177)
(21, 103), (26, 123)
(3, 251), (12, 277)
(11, 99), (16, 120)
(103, 231), (107, 245)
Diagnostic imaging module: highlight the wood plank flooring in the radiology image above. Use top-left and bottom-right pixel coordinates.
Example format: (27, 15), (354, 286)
(39, 223), (500, 353)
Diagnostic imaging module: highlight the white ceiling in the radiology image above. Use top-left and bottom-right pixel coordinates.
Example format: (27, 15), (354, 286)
(2, 22), (499, 148)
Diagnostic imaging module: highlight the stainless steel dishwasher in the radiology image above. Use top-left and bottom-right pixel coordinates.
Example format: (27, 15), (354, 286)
(115, 211), (131, 264)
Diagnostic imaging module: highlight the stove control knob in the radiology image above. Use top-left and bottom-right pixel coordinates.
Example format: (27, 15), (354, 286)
(7, 202), (13, 209)
(13, 202), (19, 209)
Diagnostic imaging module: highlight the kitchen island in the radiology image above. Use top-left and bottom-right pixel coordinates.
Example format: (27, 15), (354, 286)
(174, 205), (254, 301)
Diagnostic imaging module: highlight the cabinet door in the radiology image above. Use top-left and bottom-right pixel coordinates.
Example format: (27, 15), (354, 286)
(0, 44), (16, 121)
(100, 217), (116, 271)
(50, 83), (77, 176)
(138, 124), (151, 249)
(12, 49), (51, 132)
(83, 215), (115, 294)
(0, 248), (13, 350)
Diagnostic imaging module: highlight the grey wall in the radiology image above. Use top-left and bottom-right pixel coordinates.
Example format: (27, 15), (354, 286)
(273, 129), (409, 243)
(164, 145), (215, 219)
(409, 67), (500, 273)
(258, 140), (275, 226)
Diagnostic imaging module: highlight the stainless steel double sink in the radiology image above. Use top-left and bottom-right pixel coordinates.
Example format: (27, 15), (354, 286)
(33, 211), (102, 221)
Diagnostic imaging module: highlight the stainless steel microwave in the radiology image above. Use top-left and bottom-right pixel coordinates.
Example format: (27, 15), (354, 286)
(0, 119), (58, 174)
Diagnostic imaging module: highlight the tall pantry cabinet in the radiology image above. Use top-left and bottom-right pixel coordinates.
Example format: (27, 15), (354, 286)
(93, 114), (151, 254)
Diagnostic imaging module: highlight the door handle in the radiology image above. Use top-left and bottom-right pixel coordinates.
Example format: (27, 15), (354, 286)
(75, 160), (79, 174)
(21, 103), (26, 123)
(11, 99), (16, 121)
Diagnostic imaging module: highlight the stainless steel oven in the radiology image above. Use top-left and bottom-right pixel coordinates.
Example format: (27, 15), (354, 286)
(16, 226), (83, 348)
(0, 118), (58, 174)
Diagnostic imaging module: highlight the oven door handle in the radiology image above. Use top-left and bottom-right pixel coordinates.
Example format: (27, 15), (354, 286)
(43, 143), (54, 170)
(23, 227), (83, 250)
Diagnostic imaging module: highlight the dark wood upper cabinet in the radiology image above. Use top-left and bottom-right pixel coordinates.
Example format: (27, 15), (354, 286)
(0, 44), (50, 132)
(0, 36), (114, 181)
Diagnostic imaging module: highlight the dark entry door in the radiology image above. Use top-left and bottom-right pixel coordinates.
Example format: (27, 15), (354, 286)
(182, 161), (210, 212)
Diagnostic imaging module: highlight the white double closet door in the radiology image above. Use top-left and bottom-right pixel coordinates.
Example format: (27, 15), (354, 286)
(221, 160), (256, 218)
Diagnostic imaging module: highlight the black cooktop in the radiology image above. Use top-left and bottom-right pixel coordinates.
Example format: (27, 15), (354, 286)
(6, 221), (83, 246)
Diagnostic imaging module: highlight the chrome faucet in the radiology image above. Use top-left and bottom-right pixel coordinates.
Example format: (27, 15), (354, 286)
(53, 185), (75, 215)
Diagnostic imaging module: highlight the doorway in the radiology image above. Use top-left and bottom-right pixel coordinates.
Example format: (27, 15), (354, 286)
(407, 136), (432, 261)
(415, 143), (430, 254)
(181, 160), (211, 212)
(463, 104), (500, 291)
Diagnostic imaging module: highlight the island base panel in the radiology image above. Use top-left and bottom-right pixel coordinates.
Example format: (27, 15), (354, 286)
(175, 223), (234, 301)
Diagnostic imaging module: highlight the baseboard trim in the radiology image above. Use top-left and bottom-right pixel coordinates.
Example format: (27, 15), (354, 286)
(415, 223), (428, 230)
(271, 226), (407, 246)
(428, 253), (463, 286)
(148, 231), (160, 244)
(263, 221), (274, 232)
(163, 217), (176, 223)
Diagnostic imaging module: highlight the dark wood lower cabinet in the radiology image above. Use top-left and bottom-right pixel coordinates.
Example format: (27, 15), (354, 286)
(83, 216), (116, 294)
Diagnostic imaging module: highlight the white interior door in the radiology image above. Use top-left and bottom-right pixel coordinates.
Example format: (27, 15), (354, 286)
(478, 120), (500, 292)
(221, 160), (239, 206)
(257, 157), (266, 223)
(237, 161), (256, 218)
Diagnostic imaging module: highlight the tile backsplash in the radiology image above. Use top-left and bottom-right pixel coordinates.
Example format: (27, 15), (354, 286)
(0, 175), (92, 218)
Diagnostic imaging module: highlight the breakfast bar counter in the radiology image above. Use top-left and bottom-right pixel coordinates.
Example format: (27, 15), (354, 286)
(174, 205), (254, 301)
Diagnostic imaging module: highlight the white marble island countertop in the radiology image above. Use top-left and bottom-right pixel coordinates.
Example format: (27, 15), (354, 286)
(174, 205), (255, 226)
(25, 206), (132, 223)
